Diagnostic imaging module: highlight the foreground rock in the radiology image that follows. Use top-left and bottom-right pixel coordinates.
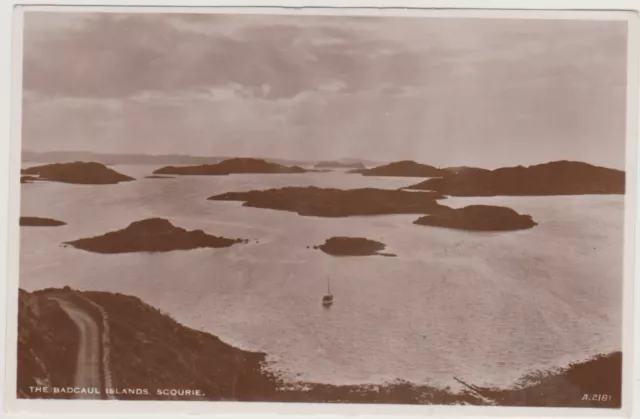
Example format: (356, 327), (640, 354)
(18, 287), (623, 406)
(407, 160), (624, 196)
(350, 160), (444, 177)
(64, 218), (246, 253)
(314, 237), (394, 257)
(153, 158), (307, 176)
(413, 205), (537, 231)
(209, 186), (447, 217)
(21, 162), (135, 185)
(20, 217), (66, 227)
(314, 161), (366, 170)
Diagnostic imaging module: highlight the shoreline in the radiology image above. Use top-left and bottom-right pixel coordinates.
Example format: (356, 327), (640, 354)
(18, 287), (622, 407)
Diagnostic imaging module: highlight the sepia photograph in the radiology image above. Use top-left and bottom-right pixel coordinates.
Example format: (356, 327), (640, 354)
(6, 4), (638, 415)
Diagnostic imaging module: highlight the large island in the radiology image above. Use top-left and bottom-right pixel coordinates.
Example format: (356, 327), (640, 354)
(406, 160), (625, 196)
(64, 218), (246, 253)
(209, 186), (447, 217)
(21, 162), (135, 185)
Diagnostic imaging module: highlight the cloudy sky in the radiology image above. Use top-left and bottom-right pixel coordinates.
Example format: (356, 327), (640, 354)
(22, 11), (628, 169)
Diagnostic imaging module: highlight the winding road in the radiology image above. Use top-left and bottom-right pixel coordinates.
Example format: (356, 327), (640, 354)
(50, 297), (103, 399)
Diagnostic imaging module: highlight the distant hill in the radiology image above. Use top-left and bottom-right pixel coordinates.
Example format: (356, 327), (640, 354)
(153, 158), (307, 175)
(351, 160), (445, 177)
(314, 161), (367, 169)
(407, 160), (625, 196)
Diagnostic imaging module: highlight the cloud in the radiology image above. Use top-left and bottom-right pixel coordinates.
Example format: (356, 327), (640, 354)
(23, 12), (432, 100)
(26, 13), (626, 101)
(20, 11), (628, 169)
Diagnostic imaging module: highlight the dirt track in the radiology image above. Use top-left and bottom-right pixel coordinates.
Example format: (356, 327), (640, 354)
(51, 298), (103, 399)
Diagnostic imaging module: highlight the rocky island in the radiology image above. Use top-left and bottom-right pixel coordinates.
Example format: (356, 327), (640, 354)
(20, 217), (67, 227)
(350, 160), (444, 177)
(406, 160), (625, 196)
(63, 218), (246, 254)
(144, 175), (175, 179)
(153, 158), (307, 176)
(209, 186), (447, 217)
(18, 286), (622, 406)
(314, 237), (395, 257)
(413, 205), (537, 231)
(21, 162), (135, 185)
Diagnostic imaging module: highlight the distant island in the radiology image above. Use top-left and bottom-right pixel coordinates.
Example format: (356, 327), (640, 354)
(314, 161), (367, 170)
(406, 161), (625, 196)
(350, 160), (444, 177)
(413, 205), (537, 231)
(20, 217), (67, 227)
(153, 158), (308, 176)
(209, 186), (446, 217)
(18, 286), (622, 406)
(22, 150), (227, 166)
(22, 150), (322, 167)
(144, 175), (175, 179)
(21, 162), (135, 185)
(314, 237), (395, 257)
(63, 218), (246, 253)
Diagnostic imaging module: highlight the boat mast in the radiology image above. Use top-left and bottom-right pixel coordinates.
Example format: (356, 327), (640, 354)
(327, 276), (331, 294)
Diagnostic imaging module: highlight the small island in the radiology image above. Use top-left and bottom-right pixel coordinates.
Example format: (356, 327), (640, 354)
(21, 162), (135, 185)
(20, 217), (67, 227)
(209, 186), (447, 217)
(413, 205), (537, 231)
(350, 160), (444, 177)
(63, 218), (246, 254)
(314, 161), (367, 170)
(153, 158), (307, 176)
(314, 237), (395, 257)
(406, 160), (625, 196)
(20, 175), (40, 184)
(144, 175), (175, 179)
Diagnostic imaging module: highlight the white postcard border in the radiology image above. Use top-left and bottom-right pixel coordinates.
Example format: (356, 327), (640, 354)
(2, 2), (639, 419)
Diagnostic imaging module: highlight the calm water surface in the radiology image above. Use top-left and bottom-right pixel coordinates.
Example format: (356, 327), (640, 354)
(19, 164), (624, 389)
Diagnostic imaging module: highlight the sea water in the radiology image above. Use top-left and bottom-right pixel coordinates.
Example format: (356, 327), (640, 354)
(18, 164), (624, 389)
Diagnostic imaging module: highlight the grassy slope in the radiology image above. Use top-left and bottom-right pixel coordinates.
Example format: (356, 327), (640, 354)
(17, 290), (79, 399)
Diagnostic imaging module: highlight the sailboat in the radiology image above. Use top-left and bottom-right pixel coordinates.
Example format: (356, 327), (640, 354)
(322, 276), (333, 307)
